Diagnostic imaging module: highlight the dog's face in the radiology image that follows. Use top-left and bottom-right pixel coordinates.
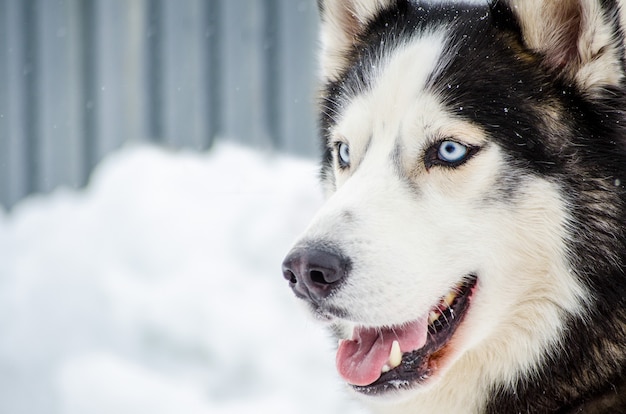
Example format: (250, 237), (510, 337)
(283, 0), (625, 408)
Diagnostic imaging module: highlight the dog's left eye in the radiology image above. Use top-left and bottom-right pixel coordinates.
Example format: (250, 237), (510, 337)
(425, 140), (477, 170)
(438, 141), (468, 163)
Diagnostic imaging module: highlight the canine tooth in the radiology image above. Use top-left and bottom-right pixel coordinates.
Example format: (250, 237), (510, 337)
(443, 291), (457, 307)
(428, 310), (440, 324)
(388, 340), (402, 369)
(381, 364), (391, 373)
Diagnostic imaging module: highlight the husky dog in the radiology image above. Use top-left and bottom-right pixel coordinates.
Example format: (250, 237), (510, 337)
(282, 0), (626, 412)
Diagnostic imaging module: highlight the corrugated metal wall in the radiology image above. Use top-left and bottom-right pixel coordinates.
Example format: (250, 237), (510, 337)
(0, 0), (319, 209)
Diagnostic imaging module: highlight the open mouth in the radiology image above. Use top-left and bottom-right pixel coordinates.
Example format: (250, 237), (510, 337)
(336, 275), (478, 395)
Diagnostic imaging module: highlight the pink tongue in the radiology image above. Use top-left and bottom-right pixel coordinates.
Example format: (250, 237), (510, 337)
(336, 318), (428, 386)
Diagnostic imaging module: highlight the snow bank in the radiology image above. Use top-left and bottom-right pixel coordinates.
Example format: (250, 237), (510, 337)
(0, 143), (362, 414)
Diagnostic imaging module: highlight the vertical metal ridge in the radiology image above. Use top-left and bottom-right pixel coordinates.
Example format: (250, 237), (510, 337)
(0, 0), (8, 207)
(264, 0), (281, 149)
(80, 0), (97, 186)
(22, 0), (39, 194)
(146, 0), (163, 143)
(205, 0), (221, 149)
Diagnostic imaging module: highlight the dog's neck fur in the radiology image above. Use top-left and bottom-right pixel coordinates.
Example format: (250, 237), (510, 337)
(568, 377), (626, 414)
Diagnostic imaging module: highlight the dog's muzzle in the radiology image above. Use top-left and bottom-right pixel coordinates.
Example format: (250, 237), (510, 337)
(282, 246), (350, 304)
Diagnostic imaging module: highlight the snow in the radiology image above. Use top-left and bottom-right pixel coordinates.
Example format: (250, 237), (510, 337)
(0, 143), (363, 414)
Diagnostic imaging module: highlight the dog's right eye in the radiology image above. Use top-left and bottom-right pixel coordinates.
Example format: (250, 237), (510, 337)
(337, 142), (350, 168)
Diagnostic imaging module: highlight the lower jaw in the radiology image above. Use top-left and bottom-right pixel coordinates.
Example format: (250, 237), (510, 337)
(347, 276), (478, 396)
(352, 344), (451, 396)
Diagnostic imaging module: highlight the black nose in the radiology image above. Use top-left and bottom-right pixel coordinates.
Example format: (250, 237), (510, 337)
(282, 247), (350, 304)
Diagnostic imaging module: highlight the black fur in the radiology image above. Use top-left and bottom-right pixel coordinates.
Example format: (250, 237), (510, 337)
(317, 1), (626, 412)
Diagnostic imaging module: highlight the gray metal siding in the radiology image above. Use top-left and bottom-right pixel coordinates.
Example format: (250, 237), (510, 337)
(0, 0), (319, 209)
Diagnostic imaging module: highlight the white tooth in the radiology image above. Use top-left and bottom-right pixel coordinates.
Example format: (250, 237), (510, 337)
(388, 340), (402, 369)
(381, 364), (391, 373)
(443, 291), (457, 307)
(428, 311), (439, 324)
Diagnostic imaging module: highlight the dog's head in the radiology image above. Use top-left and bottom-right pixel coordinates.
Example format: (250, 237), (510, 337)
(283, 0), (626, 407)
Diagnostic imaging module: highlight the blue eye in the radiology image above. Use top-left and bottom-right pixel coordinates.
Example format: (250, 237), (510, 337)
(338, 142), (350, 167)
(425, 140), (478, 170)
(437, 141), (468, 164)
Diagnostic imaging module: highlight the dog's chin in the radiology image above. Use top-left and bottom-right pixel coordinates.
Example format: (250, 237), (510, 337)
(326, 275), (478, 398)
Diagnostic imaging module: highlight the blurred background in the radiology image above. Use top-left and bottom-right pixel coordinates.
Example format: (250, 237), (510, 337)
(0, 0), (318, 209)
(0, 1), (363, 413)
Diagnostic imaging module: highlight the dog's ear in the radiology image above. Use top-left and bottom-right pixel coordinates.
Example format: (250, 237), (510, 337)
(496, 0), (625, 95)
(318, 0), (395, 80)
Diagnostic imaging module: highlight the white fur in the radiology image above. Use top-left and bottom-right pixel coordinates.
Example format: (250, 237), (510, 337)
(294, 30), (590, 413)
(507, 0), (624, 94)
(364, 178), (589, 413)
(319, 0), (395, 80)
